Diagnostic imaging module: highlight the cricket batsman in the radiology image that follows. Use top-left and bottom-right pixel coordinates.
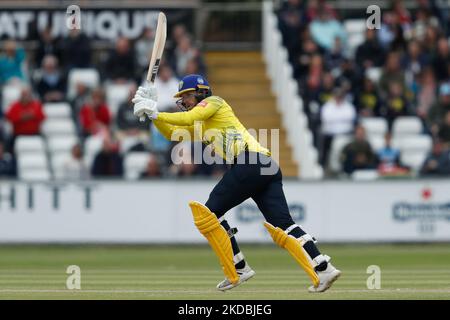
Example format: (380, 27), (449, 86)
(132, 74), (341, 292)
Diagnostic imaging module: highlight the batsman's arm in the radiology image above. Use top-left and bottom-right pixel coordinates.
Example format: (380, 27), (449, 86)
(156, 102), (220, 126)
(153, 119), (195, 141)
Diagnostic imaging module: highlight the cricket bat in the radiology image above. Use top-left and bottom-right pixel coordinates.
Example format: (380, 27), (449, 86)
(146, 12), (167, 85)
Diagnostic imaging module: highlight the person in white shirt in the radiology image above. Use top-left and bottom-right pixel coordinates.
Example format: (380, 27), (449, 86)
(320, 86), (356, 169)
(63, 143), (89, 180)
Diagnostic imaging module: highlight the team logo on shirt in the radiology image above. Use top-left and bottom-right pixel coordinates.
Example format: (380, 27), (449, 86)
(198, 101), (208, 107)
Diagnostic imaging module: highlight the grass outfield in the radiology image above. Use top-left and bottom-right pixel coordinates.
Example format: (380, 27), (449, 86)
(0, 244), (449, 300)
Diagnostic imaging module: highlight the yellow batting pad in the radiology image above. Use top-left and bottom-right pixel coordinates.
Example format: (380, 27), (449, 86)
(189, 201), (239, 285)
(264, 222), (319, 287)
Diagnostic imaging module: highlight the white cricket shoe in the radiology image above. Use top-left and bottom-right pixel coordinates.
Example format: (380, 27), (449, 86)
(308, 262), (341, 293)
(217, 264), (255, 291)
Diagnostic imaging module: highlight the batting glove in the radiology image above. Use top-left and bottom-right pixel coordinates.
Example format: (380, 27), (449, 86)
(132, 86), (159, 122)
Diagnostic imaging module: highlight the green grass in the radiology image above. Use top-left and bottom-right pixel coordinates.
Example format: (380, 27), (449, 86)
(0, 244), (449, 300)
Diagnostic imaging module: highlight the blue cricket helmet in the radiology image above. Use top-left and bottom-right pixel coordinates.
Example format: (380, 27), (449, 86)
(174, 74), (210, 98)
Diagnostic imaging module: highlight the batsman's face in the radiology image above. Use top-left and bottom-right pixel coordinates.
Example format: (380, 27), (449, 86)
(177, 91), (197, 111)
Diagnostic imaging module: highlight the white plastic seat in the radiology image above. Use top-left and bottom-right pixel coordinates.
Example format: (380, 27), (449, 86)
(124, 152), (150, 180)
(105, 83), (132, 115)
(368, 135), (385, 152)
(392, 117), (423, 137)
(48, 136), (78, 154)
(19, 169), (51, 181)
(351, 170), (379, 181)
(394, 135), (433, 153)
(361, 117), (388, 137)
(43, 102), (72, 119)
(14, 136), (45, 154)
(400, 151), (428, 171)
(41, 119), (76, 136)
(344, 19), (367, 34)
(329, 134), (352, 172)
(1, 84), (22, 114)
(18, 153), (47, 170)
(67, 68), (100, 99)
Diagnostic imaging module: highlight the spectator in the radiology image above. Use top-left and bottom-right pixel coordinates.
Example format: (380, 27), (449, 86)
(320, 86), (356, 167)
(116, 85), (150, 139)
(0, 141), (16, 177)
(324, 37), (346, 72)
(416, 67), (437, 120)
(354, 77), (382, 117)
(392, 0), (412, 28)
(381, 81), (411, 129)
(62, 143), (89, 180)
(79, 88), (111, 137)
(428, 83), (450, 134)
(301, 54), (324, 99)
(91, 138), (123, 178)
(438, 110), (450, 146)
(35, 27), (61, 67)
(378, 51), (405, 99)
(135, 27), (155, 73)
(35, 55), (67, 103)
(278, 0), (307, 53)
(0, 40), (26, 84)
(402, 40), (428, 92)
(355, 29), (386, 71)
(295, 35), (321, 78)
(104, 37), (137, 83)
(60, 29), (92, 70)
(377, 132), (408, 175)
(5, 86), (46, 142)
(154, 64), (179, 112)
(431, 37), (450, 82)
(140, 154), (163, 179)
(340, 125), (377, 175)
(420, 140), (450, 176)
(173, 35), (197, 76)
(306, 0), (337, 22)
(378, 11), (398, 50)
(309, 8), (346, 52)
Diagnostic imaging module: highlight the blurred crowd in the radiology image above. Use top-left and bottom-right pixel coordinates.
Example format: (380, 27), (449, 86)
(0, 24), (227, 180)
(278, 0), (450, 177)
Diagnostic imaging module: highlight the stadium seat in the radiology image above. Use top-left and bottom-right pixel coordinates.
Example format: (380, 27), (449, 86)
(120, 136), (145, 154)
(368, 135), (385, 152)
(47, 136), (78, 155)
(124, 152), (150, 180)
(400, 150), (428, 171)
(18, 153), (47, 170)
(105, 83), (132, 115)
(41, 119), (77, 136)
(392, 117), (423, 137)
(361, 117), (388, 137)
(67, 68), (100, 99)
(329, 134), (352, 172)
(14, 136), (45, 154)
(19, 169), (51, 181)
(351, 170), (379, 181)
(43, 102), (72, 119)
(395, 135), (433, 153)
(1, 84), (22, 114)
